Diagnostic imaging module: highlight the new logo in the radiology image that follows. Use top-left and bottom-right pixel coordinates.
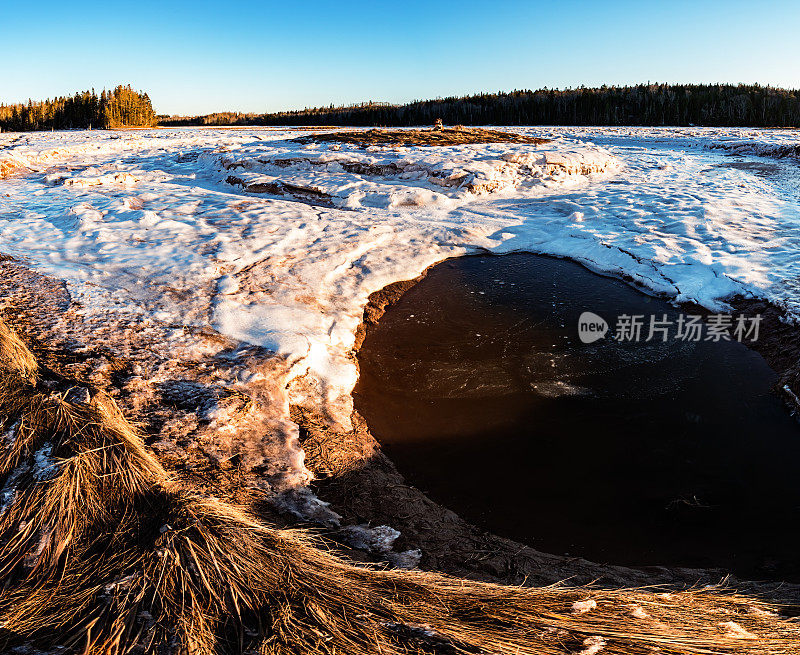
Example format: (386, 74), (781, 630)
(578, 311), (608, 344)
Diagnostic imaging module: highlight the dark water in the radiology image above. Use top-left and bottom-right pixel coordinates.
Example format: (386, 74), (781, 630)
(354, 254), (800, 581)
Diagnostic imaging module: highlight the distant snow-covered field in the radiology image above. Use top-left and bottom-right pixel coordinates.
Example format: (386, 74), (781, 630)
(1, 125), (799, 437)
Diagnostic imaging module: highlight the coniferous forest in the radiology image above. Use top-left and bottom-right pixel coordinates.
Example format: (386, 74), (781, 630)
(163, 84), (800, 128)
(0, 85), (157, 132)
(4, 83), (800, 132)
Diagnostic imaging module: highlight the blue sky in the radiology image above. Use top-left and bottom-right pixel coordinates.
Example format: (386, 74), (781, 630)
(2, 0), (799, 115)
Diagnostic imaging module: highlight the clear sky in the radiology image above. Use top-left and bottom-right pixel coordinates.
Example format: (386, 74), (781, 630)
(2, 0), (799, 116)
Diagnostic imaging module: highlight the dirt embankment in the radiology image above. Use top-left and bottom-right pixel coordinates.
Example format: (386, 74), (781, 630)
(295, 126), (551, 148)
(672, 294), (800, 412)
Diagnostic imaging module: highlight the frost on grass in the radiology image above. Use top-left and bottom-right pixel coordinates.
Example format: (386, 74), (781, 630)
(578, 636), (606, 655)
(572, 599), (597, 614)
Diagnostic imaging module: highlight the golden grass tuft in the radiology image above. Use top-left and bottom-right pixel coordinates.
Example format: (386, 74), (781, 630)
(0, 320), (38, 381)
(0, 320), (798, 653)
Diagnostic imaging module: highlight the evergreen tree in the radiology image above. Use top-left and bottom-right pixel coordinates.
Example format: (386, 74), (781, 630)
(0, 85), (158, 132)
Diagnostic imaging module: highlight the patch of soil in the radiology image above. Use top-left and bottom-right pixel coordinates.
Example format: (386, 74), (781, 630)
(0, 256), (300, 504)
(225, 174), (335, 206)
(294, 127), (551, 148)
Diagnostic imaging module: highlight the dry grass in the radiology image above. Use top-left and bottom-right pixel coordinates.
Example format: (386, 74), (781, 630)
(0, 320), (38, 380)
(295, 127), (550, 147)
(0, 319), (798, 654)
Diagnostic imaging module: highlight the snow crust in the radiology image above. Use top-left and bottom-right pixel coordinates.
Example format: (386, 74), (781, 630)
(2, 125), (800, 491)
(212, 138), (617, 209)
(718, 621), (758, 640)
(340, 523), (422, 569)
(578, 636), (606, 655)
(572, 599), (598, 614)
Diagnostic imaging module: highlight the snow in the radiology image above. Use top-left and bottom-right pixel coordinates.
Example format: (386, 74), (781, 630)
(3, 419), (20, 446)
(270, 487), (342, 526)
(748, 605), (778, 618)
(31, 444), (58, 481)
(578, 636), (606, 655)
(339, 523), (422, 569)
(212, 138), (617, 208)
(719, 621), (757, 639)
(571, 599), (598, 614)
(1, 125), (800, 492)
(0, 463), (29, 516)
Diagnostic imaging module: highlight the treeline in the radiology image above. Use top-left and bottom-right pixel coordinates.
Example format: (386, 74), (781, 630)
(0, 85), (157, 132)
(163, 84), (800, 128)
(161, 102), (396, 127)
(159, 111), (257, 126)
